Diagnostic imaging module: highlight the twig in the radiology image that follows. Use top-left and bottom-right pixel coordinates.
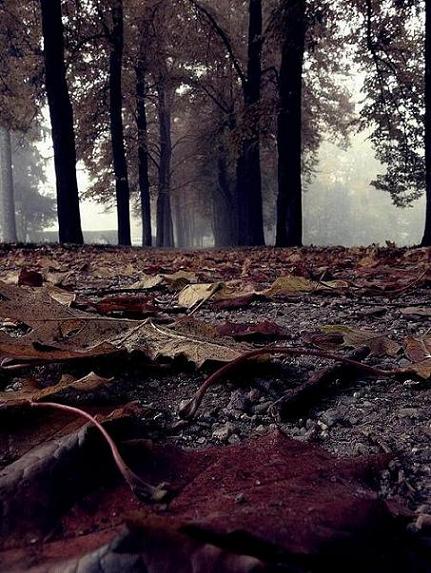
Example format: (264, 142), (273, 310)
(269, 347), (369, 419)
(178, 346), (400, 420)
(30, 401), (169, 502)
(81, 287), (155, 296)
(187, 282), (223, 316)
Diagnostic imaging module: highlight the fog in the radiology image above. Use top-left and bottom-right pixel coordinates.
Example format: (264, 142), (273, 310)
(37, 132), (425, 247)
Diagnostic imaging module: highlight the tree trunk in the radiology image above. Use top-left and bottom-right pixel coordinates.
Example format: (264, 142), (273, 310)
(40, 0), (83, 244)
(136, 34), (152, 247)
(213, 144), (235, 246)
(0, 127), (17, 242)
(422, 0), (431, 246)
(275, 0), (306, 247)
(156, 76), (174, 248)
(236, 0), (265, 246)
(109, 0), (131, 246)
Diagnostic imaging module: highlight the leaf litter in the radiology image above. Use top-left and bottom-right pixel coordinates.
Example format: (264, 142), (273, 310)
(0, 244), (431, 571)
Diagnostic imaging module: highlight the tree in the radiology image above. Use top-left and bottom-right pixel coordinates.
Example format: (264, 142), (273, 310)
(236, 0), (265, 245)
(190, 0), (266, 245)
(57, 0), (354, 249)
(135, 17), (152, 246)
(351, 0), (427, 242)
(40, 0), (83, 244)
(13, 133), (56, 242)
(156, 66), (175, 247)
(423, 0), (431, 245)
(0, 127), (17, 242)
(109, 0), (131, 246)
(275, 0), (307, 247)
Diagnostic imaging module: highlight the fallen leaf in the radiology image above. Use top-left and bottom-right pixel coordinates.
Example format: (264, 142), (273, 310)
(259, 275), (348, 298)
(132, 271), (197, 290)
(405, 359), (431, 379)
(178, 282), (254, 309)
(0, 284), (250, 369)
(319, 325), (401, 357)
(214, 293), (255, 309)
(0, 371), (115, 406)
(95, 295), (158, 317)
(113, 320), (252, 368)
(216, 320), (289, 341)
(404, 336), (431, 362)
(18, 268), (43, 287)
(259, 275), (316, 297)
(0, 432), (404, 571)
(400, 307), (431, 318)
(403, 336), (431, 379)
(46, 285), (76, 306)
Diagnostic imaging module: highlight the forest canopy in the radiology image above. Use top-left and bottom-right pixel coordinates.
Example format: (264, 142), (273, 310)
(0, 0), (429, 247)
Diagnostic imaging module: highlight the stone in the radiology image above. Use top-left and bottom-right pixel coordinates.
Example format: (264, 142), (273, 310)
(212, 422), (235, 442)
(254, 401), (273, 415)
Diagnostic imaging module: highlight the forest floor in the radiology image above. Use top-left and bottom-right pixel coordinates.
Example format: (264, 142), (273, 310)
(1, 244), (431, 572)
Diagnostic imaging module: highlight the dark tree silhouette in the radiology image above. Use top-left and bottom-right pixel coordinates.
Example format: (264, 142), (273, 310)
(136, 30), (152, 247)
(40, 0), (83, 244)
(236, 0), (265, 246)
(0, 127), (17, 242)
(109, 0), (131, 246)
(156, 70), (174, 248)
(422, 0), (431, 246)
(276, 0), (306, 247)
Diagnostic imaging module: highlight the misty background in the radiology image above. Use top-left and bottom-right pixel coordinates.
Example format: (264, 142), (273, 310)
(36, 126), (424, 247)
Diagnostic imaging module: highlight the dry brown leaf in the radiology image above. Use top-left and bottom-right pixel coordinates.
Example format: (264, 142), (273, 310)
(0, 371), (114, 406)
(216, 320), (289, 340)
(403, 337), (431, 378)
(404, 336), (431, 363)
(0, 271), (19, 285)
(319, 325), (401, 357)
(132, 271), (197, 290)
(178, 282), (254, 309)
(400, 307), (431, 318)
(112, 320), (252, 368)
(259, 275), (316, 296)
(46, 285), (76, 306)
(0, 283), (249, 369)
(259, 275), (348, 298)
(406, 359), (431, 379)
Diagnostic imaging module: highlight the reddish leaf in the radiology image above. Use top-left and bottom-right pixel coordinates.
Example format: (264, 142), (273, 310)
(0, 432), (405, 572)
(217, 320), (289, 341)
(95, 295), (158, 317)
(17, 269), (43, 287)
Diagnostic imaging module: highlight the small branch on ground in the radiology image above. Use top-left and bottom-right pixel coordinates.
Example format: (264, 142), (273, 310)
(30, 400), (169, 502)
(178, 346), (402, 421)
(187, 282), (223, 316)
(269, 347), (370, 420)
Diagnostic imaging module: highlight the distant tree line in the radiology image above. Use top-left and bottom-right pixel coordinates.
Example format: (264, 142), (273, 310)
(0, 0), (429, 247)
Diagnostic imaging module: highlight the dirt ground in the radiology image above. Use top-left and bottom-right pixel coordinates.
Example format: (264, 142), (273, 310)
(1, 244), (431, 571)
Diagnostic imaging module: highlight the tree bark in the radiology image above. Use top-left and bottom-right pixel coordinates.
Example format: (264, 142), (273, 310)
(136, 34), (152, 247)
(0, 127), (17, 242)
(422, 0), (431, 246)
(275, 0), (306, 247)
(156, 75), (174, 248)
(236, 0), (265, 246)
(109, 0), (131, 246)
(40, 0), (83, 244)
